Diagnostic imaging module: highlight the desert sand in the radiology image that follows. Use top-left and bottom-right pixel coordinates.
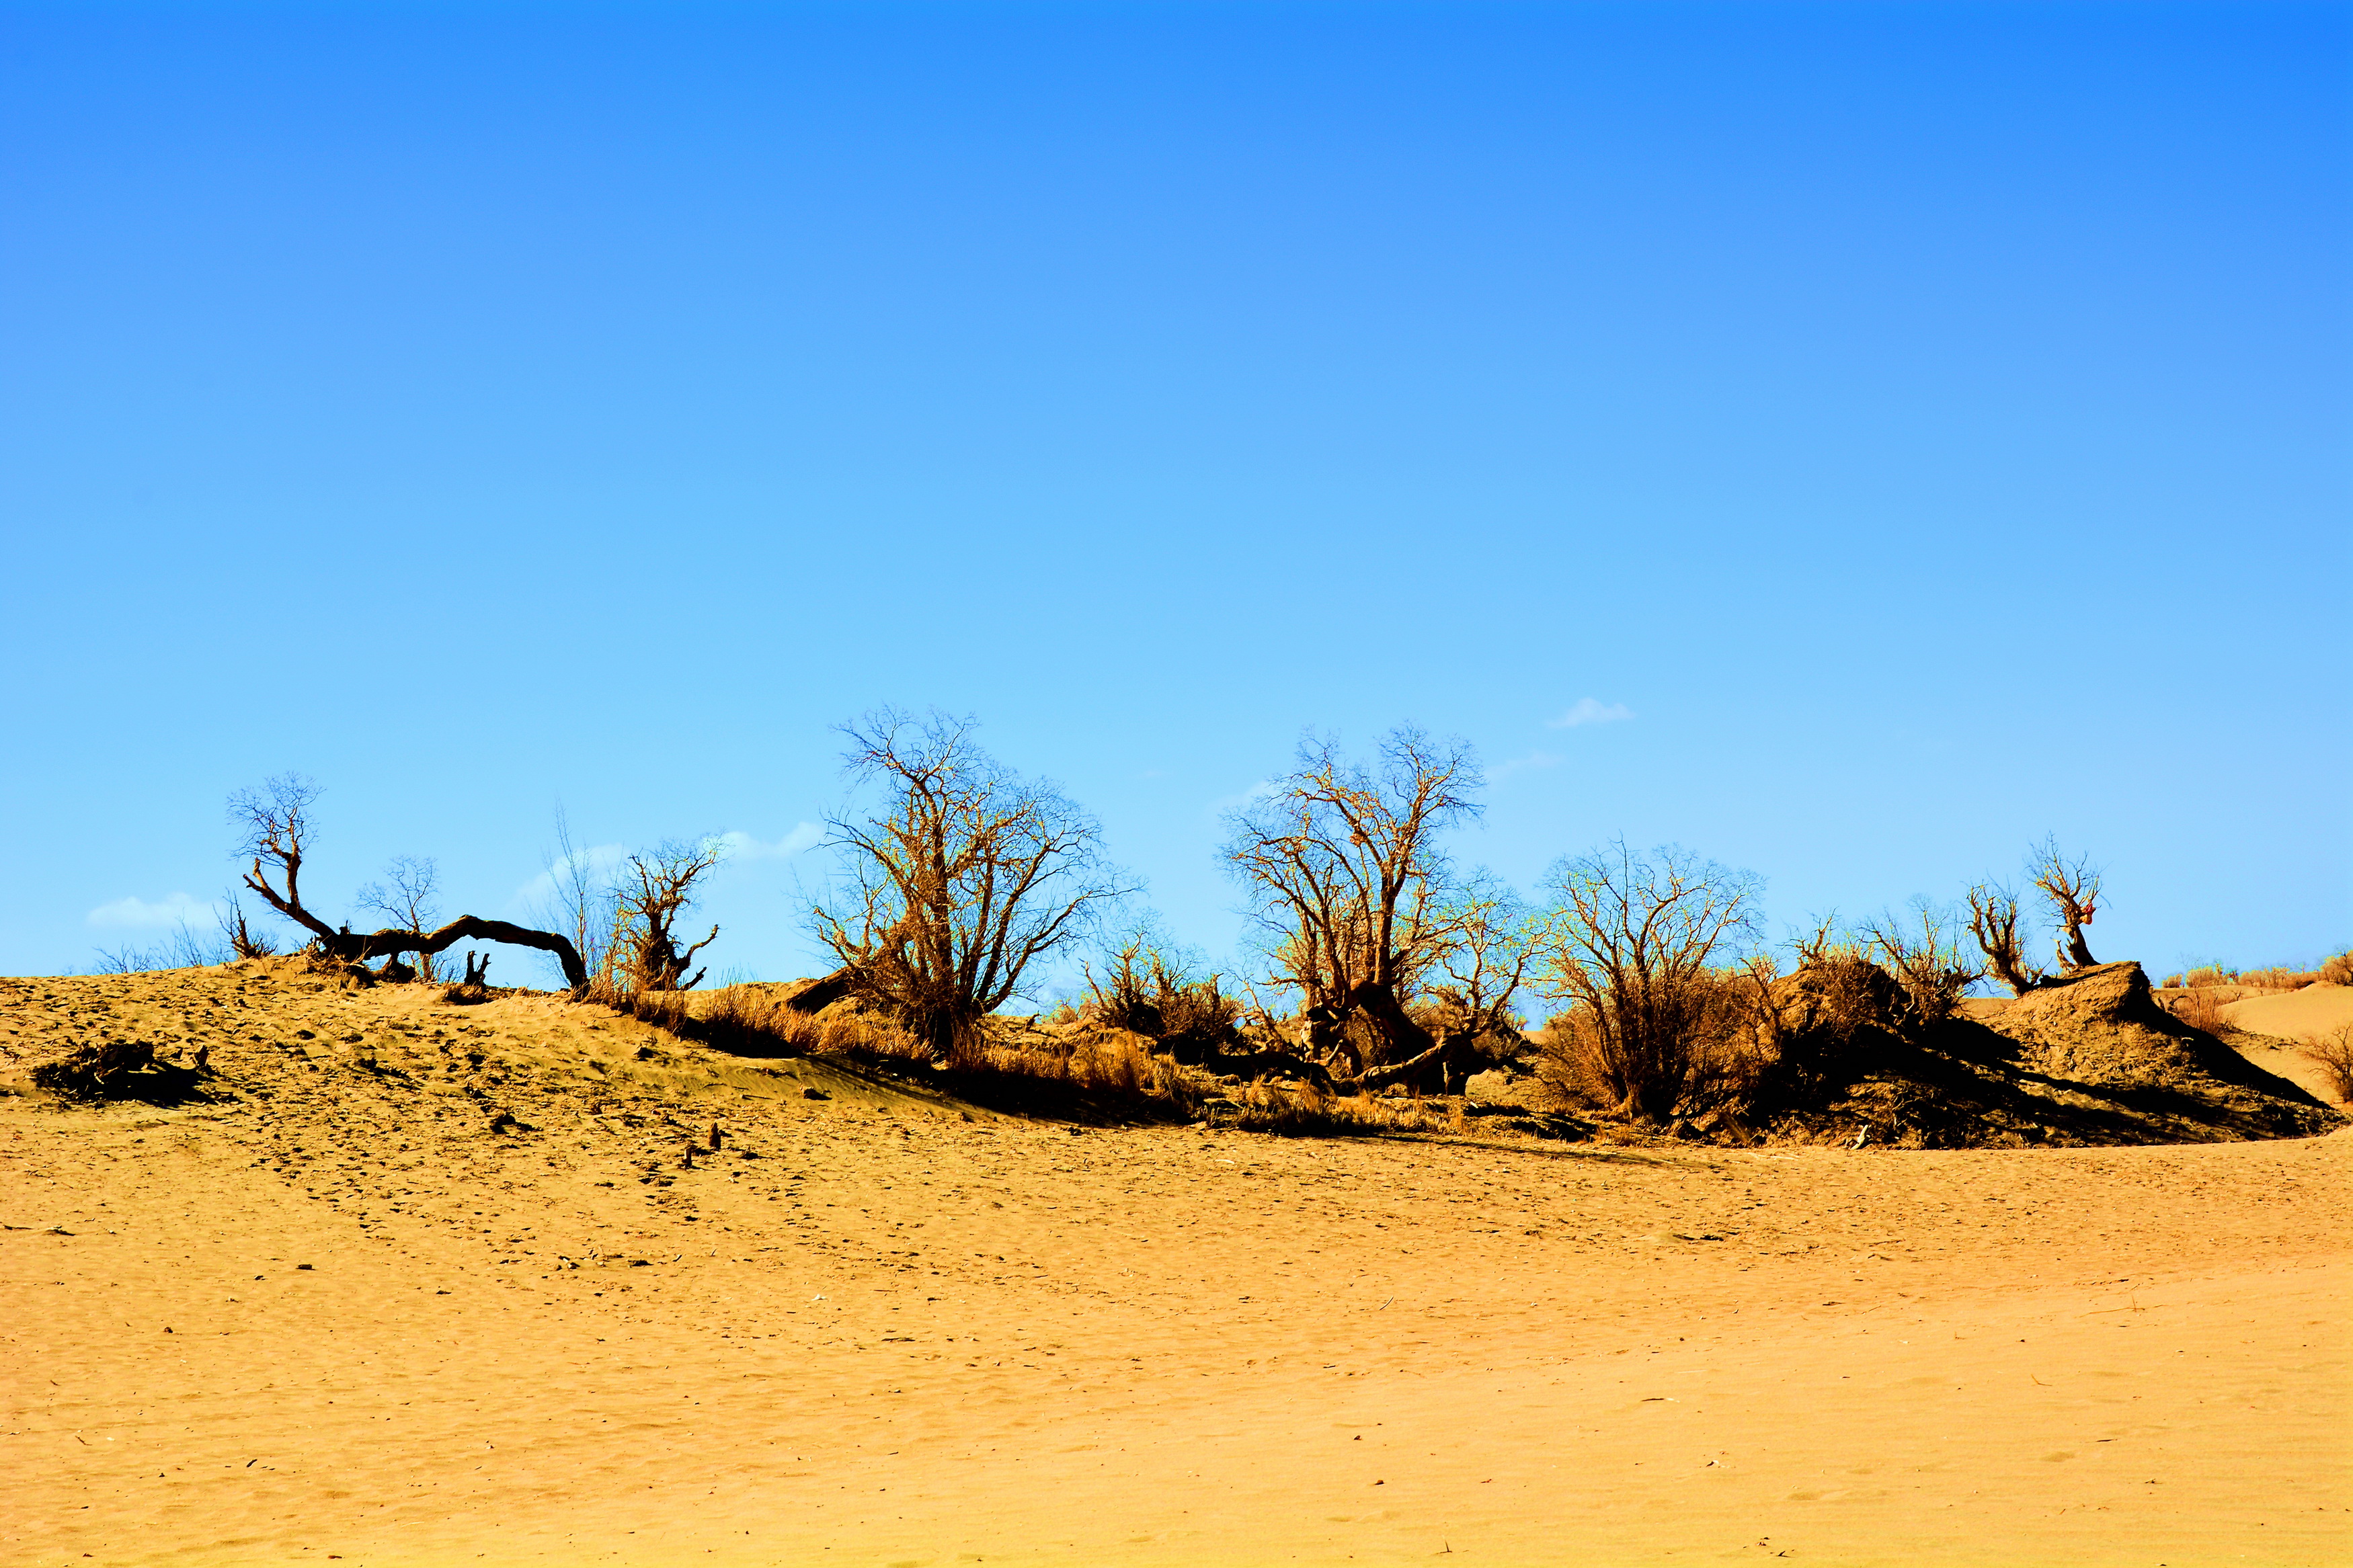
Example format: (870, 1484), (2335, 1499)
(3, 960), (2347, 1567)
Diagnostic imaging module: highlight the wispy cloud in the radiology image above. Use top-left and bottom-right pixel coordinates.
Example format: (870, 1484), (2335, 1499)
(509, 842), (629, 908)
(1546, 697), (1633, 729)
(87, 892), (216, 930)
(717, 823), (824, 862)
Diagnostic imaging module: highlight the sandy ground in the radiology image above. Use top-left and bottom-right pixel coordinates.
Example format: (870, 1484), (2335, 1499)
(2, 962), (2348, 1567)
(2218, 985), (2353, 1108)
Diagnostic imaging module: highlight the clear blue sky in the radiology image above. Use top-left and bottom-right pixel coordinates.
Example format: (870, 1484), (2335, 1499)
(3, 1), (2345, 990)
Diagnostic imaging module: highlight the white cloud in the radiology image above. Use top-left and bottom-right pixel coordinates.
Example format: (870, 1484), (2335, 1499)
(1546, 698), (1634, 729)
(717, 823), (825, 862)
(509, 842), (629, 908)
(87, 892), (216, 930)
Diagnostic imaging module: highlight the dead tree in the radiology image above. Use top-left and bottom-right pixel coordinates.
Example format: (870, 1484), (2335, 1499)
(358, 855), (444, 981)
(809, 708), (1132, 1059)
(612, 840), (724, 992)
(2026, 837), (2102, 973)
(216, 894), (277, 959)
(1222, 727), (1480, 1073)
(1964, 880), (2044, 996)
(231, 774), (590, 993)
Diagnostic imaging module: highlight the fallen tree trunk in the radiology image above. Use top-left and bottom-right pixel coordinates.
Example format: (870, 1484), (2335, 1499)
(241, 858), (590, 993)
(1359, 1032), (1484, 1096)
(329, 917), (590, 995)
(782, 965), (862, 1015)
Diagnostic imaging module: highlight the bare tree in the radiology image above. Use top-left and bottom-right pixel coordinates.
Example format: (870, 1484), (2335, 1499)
(1535, 839), (1761, 1122)
(809, 709), (1132, 1059)
(612, 839), (725, 992)
(1421, 868), (1543, 1043)
(537, 807), (621, 991)
(1858, 899), (1981, 1035)
(1964, 880), (2043, 996)
(1222, 727), (1481, 1072)
(230, 775), (591, 992)
(357, 856), (444, 980)
(2026, 836), (2102, 972)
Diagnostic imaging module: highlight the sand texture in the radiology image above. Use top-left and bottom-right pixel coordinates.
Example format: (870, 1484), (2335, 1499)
(2, 960), (2347, 1567)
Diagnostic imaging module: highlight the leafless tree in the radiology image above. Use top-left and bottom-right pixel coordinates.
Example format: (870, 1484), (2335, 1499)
(809, 709), (1132, 1059)
(612, 839), (725, 992)
(537, 807), (621, 991)
(1858, 899), (1982, 1035)
(230, 775), (591, 992)
(1420, 869), (1543, 1042)
(1222, 727), (1481, 1072)
(1964, 880), (2044, 996)
(2026, 836), (2102, 972)
(1535, 839), (1762, 1122)
(357, 855), (444, 981)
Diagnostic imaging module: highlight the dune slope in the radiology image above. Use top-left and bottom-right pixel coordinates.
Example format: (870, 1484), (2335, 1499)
(1, 960), (2346, 1567)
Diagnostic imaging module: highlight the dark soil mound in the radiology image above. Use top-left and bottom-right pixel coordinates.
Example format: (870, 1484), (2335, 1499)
(1753, 961), (2340, 1149)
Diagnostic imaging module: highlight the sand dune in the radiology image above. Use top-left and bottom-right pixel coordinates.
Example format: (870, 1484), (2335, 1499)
(1, 960), (2346, 1566)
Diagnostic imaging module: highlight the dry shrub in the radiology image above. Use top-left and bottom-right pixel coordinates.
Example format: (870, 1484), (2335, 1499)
(2182, 964), (2235, 989)
(1536, 841), (1763, 1124)
(1541, 974), (1764, 1122)
(2325, 952), (2353, 987)
(1859, 901), (1979, 1036)
(2176, 987), (2232, 1034)
(1082, 927), (1240, 1056)
(2302, 1025), (2353, 1103)
(2239, 966), (2324, 991)
(32, 1038), (161, 1098)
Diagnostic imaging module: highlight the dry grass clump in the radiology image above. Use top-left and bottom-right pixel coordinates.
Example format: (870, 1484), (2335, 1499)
(1226, 1078), (1447, 1137)
(2302, 1025), (2353, 1104)
(602, 984), (840, 1057)
(951, 1026), (1203, 1116)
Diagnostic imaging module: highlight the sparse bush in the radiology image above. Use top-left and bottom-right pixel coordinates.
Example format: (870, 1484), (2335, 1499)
(2239, 966), (2321, 991)
(2177, 987), (2231, 1034)
(1859, 900), (1980, 1036)
(1532, 839), (1762, 1124)
(31, 1038), (191, 1098)
(2325, 952), (2353, 987)
(2302, 1025), (2353, 1103)
(2183, 964), (2234, 989)
(1082, 921), (1240, 1057)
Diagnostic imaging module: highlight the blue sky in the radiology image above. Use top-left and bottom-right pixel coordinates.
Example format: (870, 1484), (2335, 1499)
(2, 1), (2346, 990)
